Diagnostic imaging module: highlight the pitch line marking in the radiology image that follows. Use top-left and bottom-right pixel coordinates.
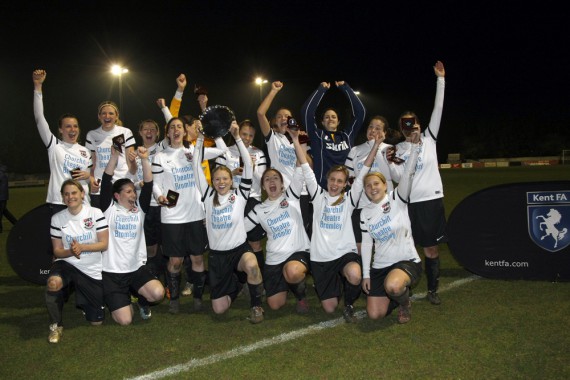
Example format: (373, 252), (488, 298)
(125, 275), (481, 380)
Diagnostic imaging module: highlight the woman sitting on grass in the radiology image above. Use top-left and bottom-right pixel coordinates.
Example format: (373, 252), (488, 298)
(193, 122), (265, 324)
(99, 146), (165, 325)
(289, 125), (382, 323)
(360, 127), (422, 324)
(244, 167), (311, 314)
(47, 180), (109, 343)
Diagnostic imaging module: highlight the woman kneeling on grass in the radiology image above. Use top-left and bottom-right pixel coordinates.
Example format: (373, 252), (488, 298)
(100, 146), (165, 325)
(244, 167), (311, 314)
(290, 125), (382, 323)
(47, 180), (109, 343)
(194, 122), (265, 324)
(360, 128), (422, 324)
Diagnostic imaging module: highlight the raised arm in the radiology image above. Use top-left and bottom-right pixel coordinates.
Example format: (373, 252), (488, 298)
(289, 127), (319, 196)
(350, 132), (384, 206)
(32, 70), (53, 146)
(256, 81), (283, 137)
(301, 82), (329, 136)
(100, 146), (121, 212)
(336, 81), (366, 142)
(395, 130), (421, 202)
(426, 61), (446, 139)
(193, 132), (210, 196)
(136, 147), (153, 212)
(157, 98), (173, 123)
(169, 74), (186, 118)
(230, 122), (252, 180)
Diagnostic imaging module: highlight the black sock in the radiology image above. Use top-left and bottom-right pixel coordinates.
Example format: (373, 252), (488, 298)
(137, 294), (150, 307)
(344, 280), (361, 307)
(146, 255), (160, 278)
(45, 289), (64, 326)
(248, 282), (264, 308)
(167, 272), (181, 300)
(254, 250), (265, 272)
(191, 270), (207, 299)
(390, 287), (410, 307)
(183, 256), (193, 284)
(289, 279), (307, 300)
(425, 257), (440, 292)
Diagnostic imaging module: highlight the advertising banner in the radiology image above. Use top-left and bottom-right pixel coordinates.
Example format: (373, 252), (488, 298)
(447, 181), (570, 281)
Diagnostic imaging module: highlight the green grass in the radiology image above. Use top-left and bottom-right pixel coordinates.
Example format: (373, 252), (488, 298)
(1, 166), (569, 379)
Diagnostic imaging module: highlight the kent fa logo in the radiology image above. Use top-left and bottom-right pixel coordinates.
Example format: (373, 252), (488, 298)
(527, 190), (570, 252)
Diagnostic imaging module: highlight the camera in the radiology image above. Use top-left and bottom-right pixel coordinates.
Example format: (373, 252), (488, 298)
(400, 117), (416, 131)
(287, 116), (299, 131)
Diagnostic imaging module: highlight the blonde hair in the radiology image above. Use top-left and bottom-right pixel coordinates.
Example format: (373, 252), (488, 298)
(327, 165), (349, 206)
(98, 100), (123, 126)
(364, 171), (387, 186)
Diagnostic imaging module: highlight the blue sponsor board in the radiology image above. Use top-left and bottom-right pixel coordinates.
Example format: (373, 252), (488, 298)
(447, 181), (570, 281)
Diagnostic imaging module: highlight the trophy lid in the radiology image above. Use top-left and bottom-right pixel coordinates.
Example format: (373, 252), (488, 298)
(199, 105), (235, 138)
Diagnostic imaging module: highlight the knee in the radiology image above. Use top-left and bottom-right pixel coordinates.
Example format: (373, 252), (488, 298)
(46, 276), (62, 292)
(384, 282), (405, 298)
(321, 300), (338, 314)
(149, 286), (165, 303)
(267, 298), (285, 311)
(243, 260), (261, 278)
(424, 246), (439, 258)
(345, 272), (362, 286)
(113, 314), (133, 326)
(366, 308), (387, 320)
(190, 255), (204, 265)
(284, 266), (305, 284)
(212, 296), (230, 314)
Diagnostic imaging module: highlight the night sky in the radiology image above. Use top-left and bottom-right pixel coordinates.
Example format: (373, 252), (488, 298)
(1, 1), (568, 173)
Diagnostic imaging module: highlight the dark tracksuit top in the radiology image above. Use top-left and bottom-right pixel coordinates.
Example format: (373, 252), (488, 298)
(301, 82), (365, 188)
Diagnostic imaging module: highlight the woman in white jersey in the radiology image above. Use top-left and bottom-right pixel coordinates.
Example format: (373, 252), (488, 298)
(152, 116), (207, 314)
(390, 61), (446, 306)
(32, 70), (92, 214)
(126, 119), (166, 282)
(245, 167), (311, 313)
(345, 115), (395, 254)
(216, 119), (268, 272)
(256, 81), (313, 236)
(100, 146), (165, 325)
(86, 100), (136, 209)
(361, 129), (422, 324)
(46, 179), (109, 343)
(155, 98), (228, 313)
(290, 126), (382, 323)
(194, 123), (265, 324)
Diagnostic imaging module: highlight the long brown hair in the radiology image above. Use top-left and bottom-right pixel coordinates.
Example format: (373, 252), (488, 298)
(211, 165), (233, 207)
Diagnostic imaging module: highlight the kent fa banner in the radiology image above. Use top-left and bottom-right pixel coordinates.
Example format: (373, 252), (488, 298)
(447, 181), (570, 281)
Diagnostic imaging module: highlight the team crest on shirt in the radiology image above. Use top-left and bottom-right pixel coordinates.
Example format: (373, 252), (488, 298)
(80, 150), (88, 158)
(83, 217), (94, 229)
(280, 199), (289, 208)
(382, 201), (391, 214)
(229, 193), (236, 204)
(185, 152), (193, 162)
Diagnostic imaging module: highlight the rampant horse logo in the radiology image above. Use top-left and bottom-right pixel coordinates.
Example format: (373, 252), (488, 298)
(536, 209), (568, 249)
(528, 204), (570, 253)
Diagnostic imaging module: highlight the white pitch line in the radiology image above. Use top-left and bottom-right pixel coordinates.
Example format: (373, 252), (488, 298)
(125, 275), (480, 380)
